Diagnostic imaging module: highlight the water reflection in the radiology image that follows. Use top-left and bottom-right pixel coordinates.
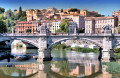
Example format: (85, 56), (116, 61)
(0, 49), (116, 78)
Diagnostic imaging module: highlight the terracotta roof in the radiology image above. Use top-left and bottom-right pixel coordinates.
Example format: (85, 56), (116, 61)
(85, 16), (114, 20)
(17, 21), (32, 24)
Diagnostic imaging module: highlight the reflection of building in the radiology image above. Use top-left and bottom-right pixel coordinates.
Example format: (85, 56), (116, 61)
(51, 52), (100, 77)
(85, 16), (118, 34)
(11, 40), (26, 55)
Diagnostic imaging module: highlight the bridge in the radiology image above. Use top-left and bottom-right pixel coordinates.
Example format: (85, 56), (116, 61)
(0, 26), (120, 62)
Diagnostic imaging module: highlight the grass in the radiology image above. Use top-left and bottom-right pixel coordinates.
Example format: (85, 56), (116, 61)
(103, 62), (120, 74)
(51, 43), (99, 53)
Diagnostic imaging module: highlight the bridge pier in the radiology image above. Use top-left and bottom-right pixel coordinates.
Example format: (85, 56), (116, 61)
(37, 49), (52, 62)
(101, 28), (115, 62)
(102, 49), (114, 62)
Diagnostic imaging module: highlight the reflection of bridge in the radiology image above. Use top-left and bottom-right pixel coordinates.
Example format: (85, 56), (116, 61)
(0, 26), (120, 61)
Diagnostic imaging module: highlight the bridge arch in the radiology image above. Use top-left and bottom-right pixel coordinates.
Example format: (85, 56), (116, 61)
(48, 38), (103, 49)
(0, 38), (39, 49)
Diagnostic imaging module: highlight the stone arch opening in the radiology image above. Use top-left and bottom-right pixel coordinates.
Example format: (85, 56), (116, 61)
(48, 38), (103, 49)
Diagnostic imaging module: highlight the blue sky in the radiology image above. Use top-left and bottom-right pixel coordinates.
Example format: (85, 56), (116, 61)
(0, 0), (120, 16)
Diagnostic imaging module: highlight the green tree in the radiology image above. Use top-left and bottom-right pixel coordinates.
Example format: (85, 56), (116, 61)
(26, 29), (31, 33)
(118, 26), (120, 34)
(61, 9), (63, 12)
(77, 28), (84, 33)
(0, 7), (5, 14)
(68, 8), (78, 12)
(94, 14), (105, 17)
(114, 47), (120, 53)
(0, 20), (7, 33)
(56, 19), (69, 33)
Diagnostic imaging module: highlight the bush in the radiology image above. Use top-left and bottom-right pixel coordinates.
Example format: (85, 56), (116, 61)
(103, 62), (120, 74)
(114, 47), (120, 53)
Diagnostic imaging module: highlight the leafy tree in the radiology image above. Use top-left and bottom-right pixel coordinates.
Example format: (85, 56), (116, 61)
(56, 19), (69, 33)
(0, 20), (7, 33)
(19, 6), (22, 13)
(14, 9), (17, 12)
(0, 14), (4, 20)
(26, 29), (31, 33)
(77, 28), (84, 33)
(68, 8), (78, 12)
(118, 26), (120, 34)
(61, 9), (63, 12)
(0, 7), (5, 14)
(5, 9), (13, 19)
(94, 14), (105, 17)
(5, 19), (11, 27)
(114, 47), (120, 53)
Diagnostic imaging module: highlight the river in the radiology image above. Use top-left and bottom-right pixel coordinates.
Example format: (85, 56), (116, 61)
(0, 49), (119, 78)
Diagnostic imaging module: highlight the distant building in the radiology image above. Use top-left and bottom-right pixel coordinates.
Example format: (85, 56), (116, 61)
(85, 16), (118, 34)
(112, 10), (120, 26)
(69, 22), (77, 33)
(26, 9), (42, 21)
(46, 7), (57, 11)
(61, 15), (85, 29)
(15, 21), (41, 33)
(80, 9), (98, 17)
(50, 21), (61, 33)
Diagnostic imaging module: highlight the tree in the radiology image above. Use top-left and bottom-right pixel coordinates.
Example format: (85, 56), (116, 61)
(26, 29), (31, 33)
(56, 19), (69, 33)
(0, 7), (5, 14)
(5, 9), (13, 19)
(68, 8), (78, 12)
(19, 6), (22, 13)
(14, 9), (17, 12)
(0, 20), (7, 33)
(77, 28), (84, 33)
(94, 14), (105, 17)
(118, 26), (120, 34)
(61, 9), (63, 12)
(114, 47), (120, 53)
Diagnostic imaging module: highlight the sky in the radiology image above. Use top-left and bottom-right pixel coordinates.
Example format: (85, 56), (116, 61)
(0, 0), (120, 16)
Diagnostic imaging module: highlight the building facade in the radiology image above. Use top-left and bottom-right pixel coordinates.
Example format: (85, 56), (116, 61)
(15, 21), (41, 33)
(61, 15), (85, 29)
(85, 16), (118, 34)
(26, 9), (42, 21)
(50, 21), (61, 33)
(80, 9), (98, 17)
(112, 10), (120, 26)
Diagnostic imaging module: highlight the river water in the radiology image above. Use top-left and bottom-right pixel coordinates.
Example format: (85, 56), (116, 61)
(0, 49), (119, 78)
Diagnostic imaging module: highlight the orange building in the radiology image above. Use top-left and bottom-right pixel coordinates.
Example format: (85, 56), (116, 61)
(15, 21), (41, 33)
(80, 9), (98, 17)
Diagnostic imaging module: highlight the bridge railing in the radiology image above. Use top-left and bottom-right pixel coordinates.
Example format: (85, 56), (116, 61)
(0, 33), (116, 36)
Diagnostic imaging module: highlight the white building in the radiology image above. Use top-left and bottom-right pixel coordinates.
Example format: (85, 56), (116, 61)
(50, 21), (61, 33)
(69, 22), (77, 33)
(61, 15), (85, 29)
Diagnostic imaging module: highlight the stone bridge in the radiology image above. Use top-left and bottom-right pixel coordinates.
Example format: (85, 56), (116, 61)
(0, 26), (120, 62)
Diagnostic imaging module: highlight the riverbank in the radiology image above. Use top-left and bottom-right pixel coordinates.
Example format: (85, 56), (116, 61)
(51, 43), (99, 53)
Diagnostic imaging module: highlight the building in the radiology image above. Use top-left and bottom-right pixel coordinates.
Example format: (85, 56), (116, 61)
(69, 21), (77, 33)
(50, 21), (61, 33)
(112, 10), (120, 26)
(15, 21), (41, 33)
(50, 20), (77, 33)
(80, 9), (98, 17)
(85, 16), (118, 34)
(26, 9), (42, 21)
(61, 15), (85, 29)
(46, 7), (57, 12)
